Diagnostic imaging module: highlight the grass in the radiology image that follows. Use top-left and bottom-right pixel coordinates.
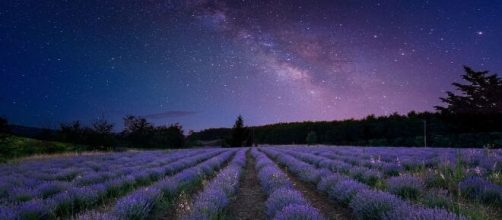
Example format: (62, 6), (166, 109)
(0, 134), (88, 162)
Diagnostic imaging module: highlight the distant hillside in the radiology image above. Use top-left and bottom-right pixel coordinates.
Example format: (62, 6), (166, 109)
(0, 134), (87, 162)
(8, 125), (57, 139)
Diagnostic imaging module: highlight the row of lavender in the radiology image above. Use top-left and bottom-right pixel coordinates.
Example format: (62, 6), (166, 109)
(0, 148), (228, 219)
(251, 148), (325, 220)
(77, 149), (243, 220)
(261, 147), (467, 220)
(281, 146), (502, 207)
(311, 148), (502, 206)
(309, 146), (502, 178)
(0, 150), (201, 204)
(183, 149), (247, 219)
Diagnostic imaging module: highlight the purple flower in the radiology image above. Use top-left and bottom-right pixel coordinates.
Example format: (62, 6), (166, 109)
(9, 186), (35, 203)
(76, 211), (117, 220)
(273, 204), (325, 220)
(317, 173), (343, 192)
(257, 166), (292, 194)
(265, 187), (307, 218)
(387, 175), (424, 200)
(113, 187), (162, 220)
(35, 181), (69, 198)
(329, 179), (368, 204)
(361, 169), (383, 186)
(0, 206), (16, 220)
(17, 199), (52, 220)
(181, 150), (244, 220)
(383, 206), (467, 220)
(383, 163), (402, 176)
(349, 189), (403, 220)
(186, 188), (228, 220)
(459, 176), (502, 204)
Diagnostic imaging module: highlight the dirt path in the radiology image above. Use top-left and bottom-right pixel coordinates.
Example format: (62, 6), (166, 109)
(227, 149), (267, 220)
(278, 164), (353, 220)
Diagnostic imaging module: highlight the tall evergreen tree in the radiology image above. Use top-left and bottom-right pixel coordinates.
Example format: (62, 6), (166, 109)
(306, 131), (318, 145)
(230, 115), (248, 147)
(436, 66), (502, 114)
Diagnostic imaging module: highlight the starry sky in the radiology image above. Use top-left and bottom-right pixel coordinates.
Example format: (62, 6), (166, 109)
(1, 0), (502, 131)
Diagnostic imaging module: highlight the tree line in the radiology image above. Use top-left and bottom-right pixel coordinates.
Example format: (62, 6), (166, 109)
(189, 66), (502, 148)
(2, 66), (502, 148)
(0, 115), (185, 150)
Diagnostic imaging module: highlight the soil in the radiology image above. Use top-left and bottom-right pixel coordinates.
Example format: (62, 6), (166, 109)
(227, 150), (267, 220)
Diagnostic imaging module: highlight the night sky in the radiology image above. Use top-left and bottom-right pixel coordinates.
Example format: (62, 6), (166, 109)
(1, 1), (502, 131)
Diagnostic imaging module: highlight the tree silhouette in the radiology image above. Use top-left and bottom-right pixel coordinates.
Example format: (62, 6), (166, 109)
(153, 123), (185, 149)
(122, 115), (154, 148)
(436, 66), (502, 114)
(89, 119), (115, 149)
(306, 131), (318, 145)
(0, 117), (9, 134)
(230, 115), (248, 147)
(59, 121), (84, 143)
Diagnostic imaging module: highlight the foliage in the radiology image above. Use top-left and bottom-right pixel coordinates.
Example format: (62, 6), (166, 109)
(0, 135), (87, 161)
(189, 112), (502, 147)
(122, 115), (154, 148)
(306, 131), (317, 145)
(54, 116), (185, 149)
(230, 115), (248, 147)
(0, 117), (9, 134)
(151, 124), (185, 149)
(436, 66), (502, 114)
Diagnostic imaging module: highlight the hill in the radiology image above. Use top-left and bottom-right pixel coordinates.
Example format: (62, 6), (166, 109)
(0, 134), (87, 162)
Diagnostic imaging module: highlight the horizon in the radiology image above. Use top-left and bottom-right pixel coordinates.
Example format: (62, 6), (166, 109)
(1, 1), (502, 131)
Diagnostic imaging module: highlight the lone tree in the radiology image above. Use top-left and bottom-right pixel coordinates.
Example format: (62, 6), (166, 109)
(435, 66), (502, 114)
(59, 121), (84, 143)
(306, 131), (318, 145)
(89, 119), (115, 149)
(122, 115), (154, 148)
(230, 115), (248, 147)
(153, 123), (185, 149)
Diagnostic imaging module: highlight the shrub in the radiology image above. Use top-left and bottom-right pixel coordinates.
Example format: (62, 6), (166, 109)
(329, 179), (369, 204)
(349, 190), (402, 220)
(113, 187), (162, 220)
(265, 187), (307, 218)
(317, 173), (343, 192)
(362, 169), (383, 187)
(387, 175), (424, 200)
(383, 163), (402, 176)
(383, 206), (467, 220)
(459, 176), (502, 204)
(273, 204), (324, 220)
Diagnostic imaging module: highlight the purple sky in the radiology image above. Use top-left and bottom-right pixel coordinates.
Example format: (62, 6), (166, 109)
(1, 0), (501, 131)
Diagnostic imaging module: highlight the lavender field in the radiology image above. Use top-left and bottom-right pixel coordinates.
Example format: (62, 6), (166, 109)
(1, 147), (501, 220)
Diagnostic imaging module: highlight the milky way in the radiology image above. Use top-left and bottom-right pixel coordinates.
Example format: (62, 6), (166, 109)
(1, 0), (501, 130)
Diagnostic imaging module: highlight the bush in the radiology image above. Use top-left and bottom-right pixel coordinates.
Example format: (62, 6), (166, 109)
(349, 190), (402, 220)
(386, 175), (424, 200)
(459, 176), (502, 204)
(273, 204), (324, 220)
(265, 187), (307, 218)
(329, 179), (369, 204)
